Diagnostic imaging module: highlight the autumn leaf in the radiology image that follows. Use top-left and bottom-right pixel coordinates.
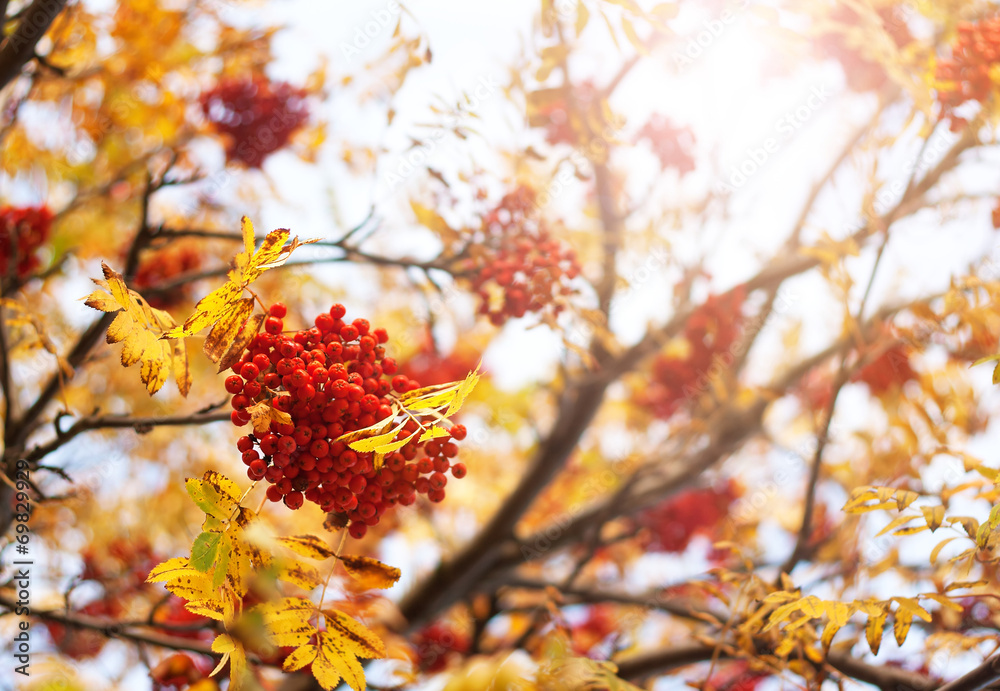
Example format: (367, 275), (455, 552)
(211, 634), (250, 690)
(339, 555), (401, 589)
(85, 262), (190, 395)
(310, 610), (386, 691)
(246, 399), (293, 435)
(278, 535), (337, 560)
(278, 559), (322, 591)
(162, 218), (313, 363)
(186, 471), (242, 519)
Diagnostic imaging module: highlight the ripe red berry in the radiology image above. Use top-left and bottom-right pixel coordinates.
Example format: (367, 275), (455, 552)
(284, 491), (304, 509)
(269, 303), (287, 318)
(348, 522), (367, 539)
(330, 303), (347, 319)
(451, 463), (467, 478)
(240, 362), (260, 381)
(253, 353), (271, 372)
(449, 424), (467, 440)
(249, 459), (266, 480)
(225, 375), (244, 394)
(237, 436), (254, 453)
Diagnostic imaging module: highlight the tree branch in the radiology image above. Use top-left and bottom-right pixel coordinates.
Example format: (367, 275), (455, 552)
(0, 0), (68, 92)
(22, 410), (232, 465)
(0, 592), (218, 657)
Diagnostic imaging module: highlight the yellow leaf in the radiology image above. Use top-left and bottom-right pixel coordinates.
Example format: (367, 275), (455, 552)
(279, 560), (323, 591)
(265, 617), (318, 647)
(147, 557), (216, 601)
(217, 313), (265, 374)
(866, 610), (887, 655)
(186, 473), (241, 518)
(895, 490), (919, 511)
(283, 644), (319, 672)
(444, 363), (481, 417)
(86, 262), (187, 396)
(185, 599), (227, 621)
(921, 593), (963, 612)
(396, 381), (460, 405)
(147, 557), (193, 583)
(346, 419), (409, 453)
(164, 221), (305, 341)
(895, 597), (932, 622)
(876, 514), (919, 537)
(312, 611), (386, 691)
(339, 555), (401, 589)
(203, 297), (255, 364)
(930, 537), (959, 564)
(575, 1), (590, 36)
(323, 610), (386, 659)
(893, 608), (913, 646)
(279, 535), (337, 560)
(336, 408), (398, 445)
(417, 425), (451, 443)
(922, 505), (945, 531)
(259, 597), (316, 624)
(211, 634), (249, 690)
(410, 201), (453, 236)
(821, 602), (853, 648)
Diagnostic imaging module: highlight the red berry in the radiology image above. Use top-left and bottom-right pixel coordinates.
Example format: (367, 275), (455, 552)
(225, 375), (244, 394)
(451, 463), (467, 478)
(241, 362), (260, 381)
(253, 353), (271, 372)
(249, 459), (266, 480)
(449, 424), (467, 440)
(330, 303), (347, 319)
(348, 522), (367, 539)
(284, 491), (304, 510)
(269, 303), (287, 318)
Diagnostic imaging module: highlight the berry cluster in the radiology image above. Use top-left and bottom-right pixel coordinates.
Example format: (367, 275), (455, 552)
(570, 604), (618, 656)
(634, 114), (696, 175)
(228, 303), (468, 539)
(200, 76), (310, 168)
(635, 287), (746, 420)
(0, 205), (53, 279)
(133, 242), (204, 309)
(399, 329), (482, 387)
(815, 5), (912, 93)
(635, 480), (741, 553)
(413, 622), (470, 672)
(935, 18), (1000, 127)
(533, 80), (599, 147)
(46, 539), (210, 659)
(851, 341), (916, 395)
(458, 185), (581, 326)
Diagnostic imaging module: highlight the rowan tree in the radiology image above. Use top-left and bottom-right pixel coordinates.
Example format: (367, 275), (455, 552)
(2, 1), (1000, 691)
